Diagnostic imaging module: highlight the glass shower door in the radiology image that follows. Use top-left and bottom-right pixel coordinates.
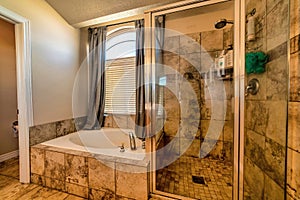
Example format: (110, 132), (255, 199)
(148, 1), (236, 199)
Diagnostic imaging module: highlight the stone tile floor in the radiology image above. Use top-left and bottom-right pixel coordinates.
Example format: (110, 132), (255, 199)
(0, 157), (85, 200)
(0, 156), (234, 200)
(156, 156), (233, 200)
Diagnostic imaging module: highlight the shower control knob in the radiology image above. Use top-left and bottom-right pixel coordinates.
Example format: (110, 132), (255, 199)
(245, 78), (259, 97)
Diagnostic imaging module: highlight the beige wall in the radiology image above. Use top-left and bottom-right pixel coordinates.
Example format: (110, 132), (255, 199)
(0, 0), (80, 125)
(165, 1), (233, 35)
(0, 18), (18, 155)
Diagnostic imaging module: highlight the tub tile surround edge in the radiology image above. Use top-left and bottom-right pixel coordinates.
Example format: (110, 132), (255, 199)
(30, 144), (150, 199)
(29, 117), (86, 146)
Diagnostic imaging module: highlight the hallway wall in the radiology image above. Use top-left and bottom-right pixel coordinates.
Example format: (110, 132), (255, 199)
(0, 18), (18, 155)
(0, 0), (80, 125)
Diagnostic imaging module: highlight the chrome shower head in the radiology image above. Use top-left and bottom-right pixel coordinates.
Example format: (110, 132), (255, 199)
(214, 19), (234, 29)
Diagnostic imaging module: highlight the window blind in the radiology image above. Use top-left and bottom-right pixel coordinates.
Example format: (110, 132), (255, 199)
(105, 57), (136, 114)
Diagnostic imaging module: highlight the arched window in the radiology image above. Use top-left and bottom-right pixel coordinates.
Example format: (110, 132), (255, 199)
(104, 26), (136, 114)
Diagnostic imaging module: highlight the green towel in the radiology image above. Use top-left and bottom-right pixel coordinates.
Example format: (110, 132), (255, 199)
(245, 52), (268, 74)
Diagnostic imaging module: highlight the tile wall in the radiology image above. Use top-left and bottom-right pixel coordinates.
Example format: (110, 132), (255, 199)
(244, 0), (289, 199)
(160, 27), (234, 164)
(30, 144), (149, 199)
(29, 114), (135, 147)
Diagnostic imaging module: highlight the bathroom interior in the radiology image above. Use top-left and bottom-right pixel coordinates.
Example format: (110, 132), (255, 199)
(0, 0), (299, 199)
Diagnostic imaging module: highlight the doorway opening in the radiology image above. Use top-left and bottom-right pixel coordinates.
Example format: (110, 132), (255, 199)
(0, 5), (33, 183)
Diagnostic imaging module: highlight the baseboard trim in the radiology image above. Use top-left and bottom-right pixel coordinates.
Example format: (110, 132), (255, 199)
(0, 150), (19, 162)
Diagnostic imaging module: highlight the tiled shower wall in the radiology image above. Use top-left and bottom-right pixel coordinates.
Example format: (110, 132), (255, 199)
(244, 0), (289, 199)
(287, 0), (300, 199)
(161, 27), (234, 162)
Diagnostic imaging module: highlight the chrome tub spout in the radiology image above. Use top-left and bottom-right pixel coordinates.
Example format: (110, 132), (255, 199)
(129, 132), (137, 150)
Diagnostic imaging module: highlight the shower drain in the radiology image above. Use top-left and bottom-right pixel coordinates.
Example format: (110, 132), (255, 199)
(192, 175), (205, 185)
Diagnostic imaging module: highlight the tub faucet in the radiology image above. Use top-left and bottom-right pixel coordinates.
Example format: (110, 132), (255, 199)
(119, 143), (125, 152)
(129, 132), (137, 150)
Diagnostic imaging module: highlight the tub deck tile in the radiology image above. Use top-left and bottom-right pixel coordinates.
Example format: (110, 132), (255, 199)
(116, 163), (148, 200)
(88, 157), (115, 192)
(45, 151), (65, 181)
(65, 154), (88, 187)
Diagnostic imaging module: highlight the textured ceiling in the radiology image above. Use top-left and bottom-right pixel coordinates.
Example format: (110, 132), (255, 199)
(45, 0), (185, 26)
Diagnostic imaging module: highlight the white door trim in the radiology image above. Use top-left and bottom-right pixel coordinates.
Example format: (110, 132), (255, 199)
(0, 5), (33, 183)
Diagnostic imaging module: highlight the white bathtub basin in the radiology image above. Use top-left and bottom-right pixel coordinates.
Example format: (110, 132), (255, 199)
(41, 128), (145, 160)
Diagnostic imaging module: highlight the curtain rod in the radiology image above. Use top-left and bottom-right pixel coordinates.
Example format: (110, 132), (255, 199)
(89, 16), (144, 29)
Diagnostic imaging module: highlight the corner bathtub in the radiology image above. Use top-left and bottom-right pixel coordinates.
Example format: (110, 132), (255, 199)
(41, 128), (145, 160)
(31, 128), (149, 199)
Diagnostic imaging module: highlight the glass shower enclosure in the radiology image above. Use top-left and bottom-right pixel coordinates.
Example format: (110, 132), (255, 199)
(145, 0), (238, 199)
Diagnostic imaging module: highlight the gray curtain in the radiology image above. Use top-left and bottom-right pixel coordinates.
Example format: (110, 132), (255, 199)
(84, 27), (107, 130)
(135, 19), (146, 140)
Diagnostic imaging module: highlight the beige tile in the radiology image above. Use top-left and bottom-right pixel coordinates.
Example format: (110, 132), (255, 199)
(290, 0), (300, 38)
(245, 100), (268, 136)
(164, 119), (180, 138)
(267, 0), (282, 13)
(223, 120), (233, 142)
(266, 55), (288, 100)
(266, 0), (288, 51)
(89, 188), (115, 200)
(179, 53), (201, 74)
(65, 182), (88, 198)
(179, 118), (200, 139)
(116, 163), (148, 200)
(179, 32), (201, 55)
(244, 157), (264, 200)
(223, 27), (233, 48)
(29, 123), (56, 146)
(181, 138), (200, 157)
(288, 102), (300, 152)
(56, 119), (76, 137)
(45, 151), (65, 181)
(200, 139), (223, 159)
(88, 157), (115, 192)
(201, 99), (226, 120)
(65, 154), (88, 187)
(103, 115), (113, 127)
(264, 138), (286, 187)
(201, 30), (223, 52)
(64, 195), (87, 200)
(163, 54), (179, 72)
(116, 195), (135, 200)
(266, 100), (287, 146)
(287, 148), (300, 200)
(31, 173), (45, 186)
(264, 174), (284, 200)
(200, 50), (218, 72)
(45, 177), (65, 192)
(246, 0), (266, 21)
(30, 147), (45, 176)
(164, 36), (180, 55)
(289, 52), (300, 101)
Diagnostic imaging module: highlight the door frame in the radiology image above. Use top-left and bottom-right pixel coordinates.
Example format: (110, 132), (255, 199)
(0, 6), (33, 183)
(145, 0), (244, 199)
